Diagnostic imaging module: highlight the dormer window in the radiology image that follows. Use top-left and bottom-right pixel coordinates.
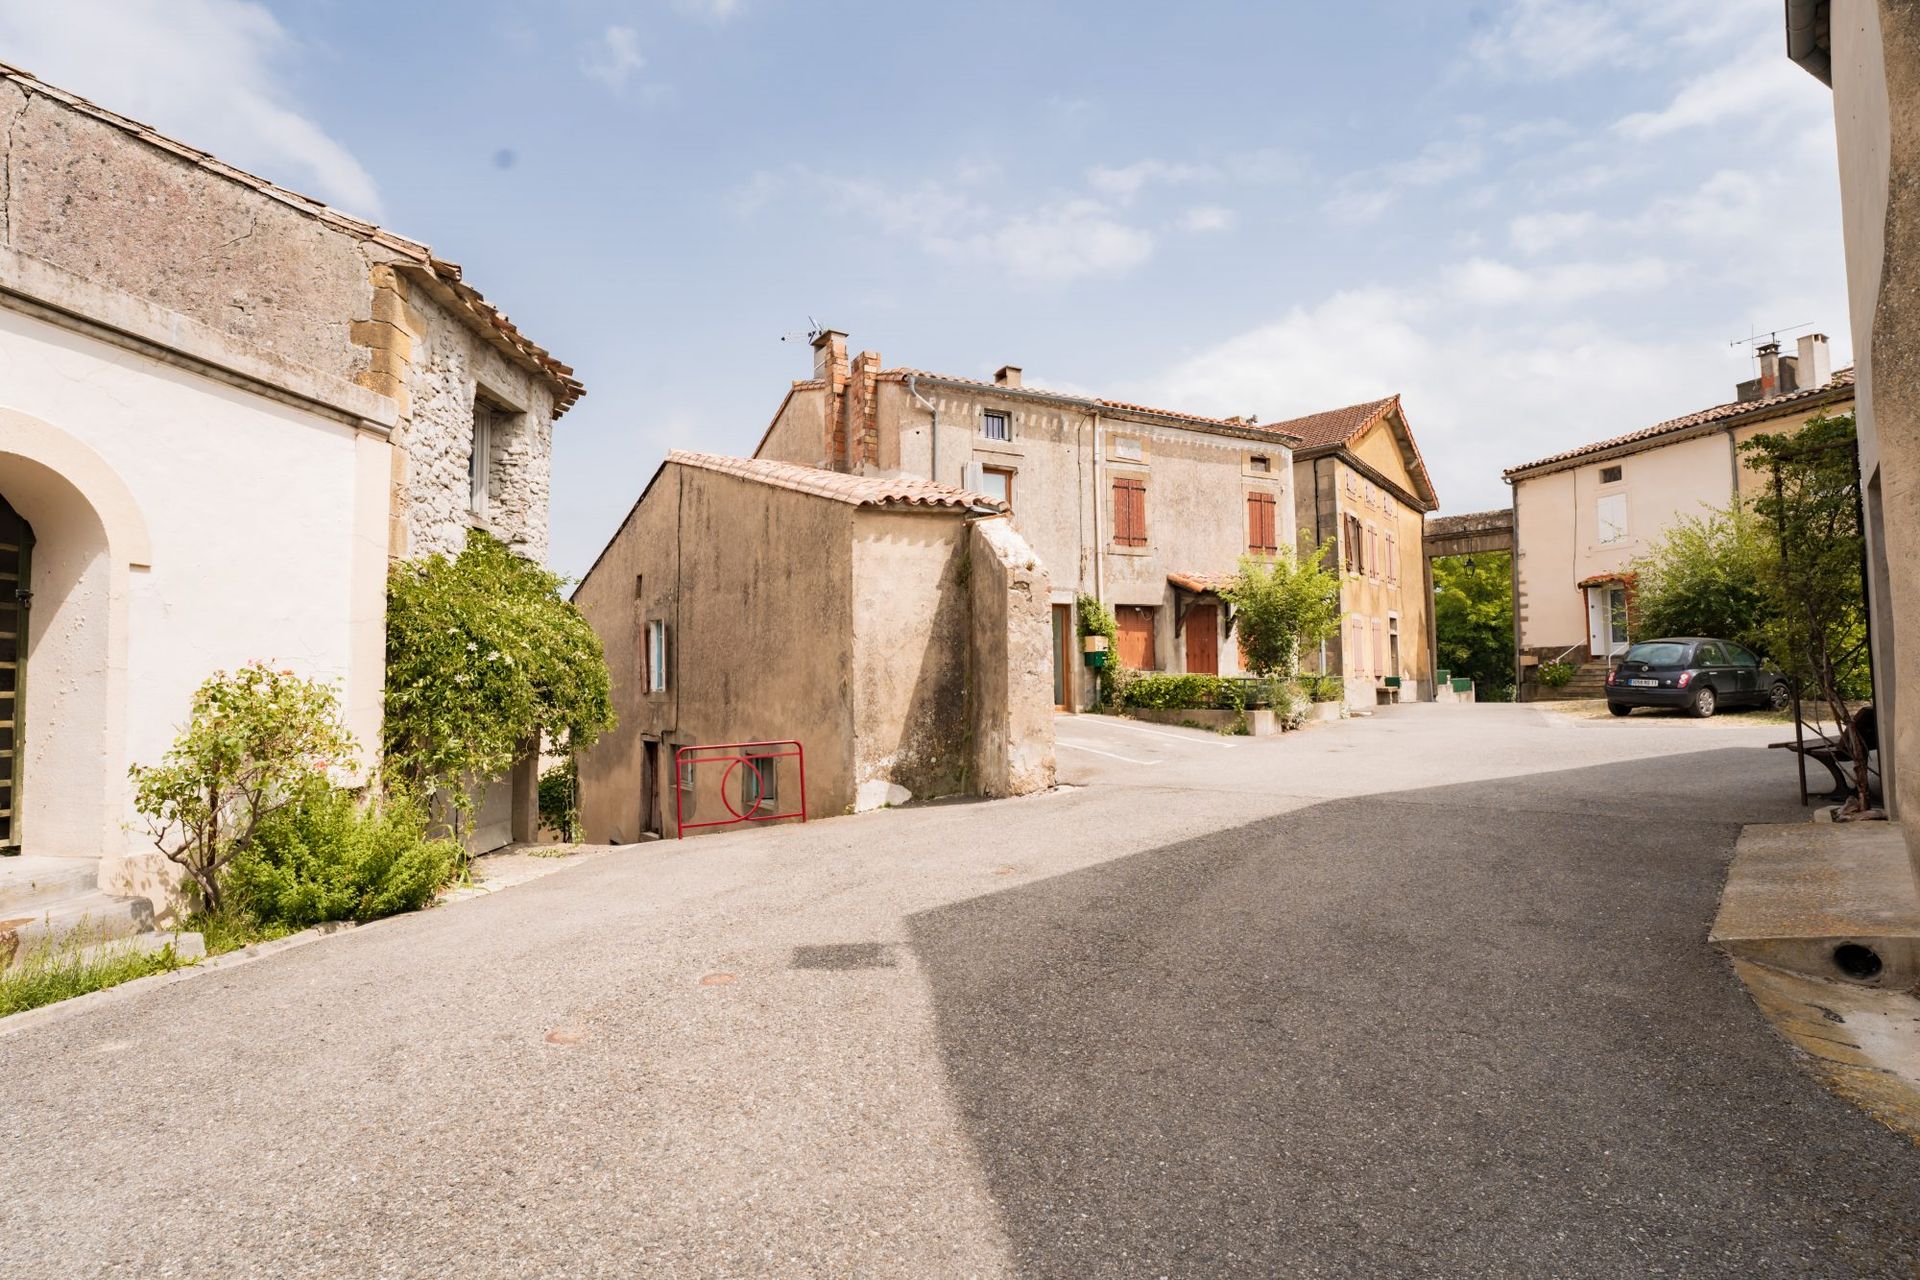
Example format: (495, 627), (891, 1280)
(981, 410), (1011, 442)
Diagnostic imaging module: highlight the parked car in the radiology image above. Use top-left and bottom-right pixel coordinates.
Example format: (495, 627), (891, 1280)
(1605, 637), (1790, 718)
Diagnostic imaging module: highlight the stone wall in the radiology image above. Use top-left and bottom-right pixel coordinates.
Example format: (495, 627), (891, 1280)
(968, 517), (1057, 797)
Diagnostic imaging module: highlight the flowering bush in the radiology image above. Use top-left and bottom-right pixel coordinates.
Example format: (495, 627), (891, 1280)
(383, 531), (614, 823)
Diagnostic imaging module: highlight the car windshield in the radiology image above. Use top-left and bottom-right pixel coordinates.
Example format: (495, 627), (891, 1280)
(1622, 642), (1693, 667)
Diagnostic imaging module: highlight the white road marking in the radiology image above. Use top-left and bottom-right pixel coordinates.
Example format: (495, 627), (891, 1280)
(1066, 717), (1238, 748)
(1054, 739), (1161, 765)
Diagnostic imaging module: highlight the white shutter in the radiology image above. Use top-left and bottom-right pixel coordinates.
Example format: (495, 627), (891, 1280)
(962, 461), (986, 494)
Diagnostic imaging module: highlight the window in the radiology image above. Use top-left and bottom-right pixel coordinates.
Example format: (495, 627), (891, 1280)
(979, 466), (1014, 510)
(1600, 464), (1623, 484)
(645, 619), (668, 693)
(1343, 514), (1363, 572)
(742, 746), (779, 811)
(1367, 526), (1380, 578)
(1247, 492), (1278, 554)
(1386, 530), (1398, 584)
(981, 410), (1011, 442)
(1112, 477), (1148, 547)
(1596, 493), (1628, 544)
(1697, 641), (1729, 667)
(1728, 645), (1760, 668)
(1248, 454), (1271, 473)
(1388, 616), (1401, 674)
(469, 401), (495, 514)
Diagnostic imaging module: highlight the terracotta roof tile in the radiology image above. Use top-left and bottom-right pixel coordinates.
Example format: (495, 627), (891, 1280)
(0, 61), (583, 416)
(1168, 571), (1235, 594)
(1505, 370), (1856, 477)
(1263, 395), (1400, 451)
(668, 452), (1004, 511)
(878, 368), (1304, 443)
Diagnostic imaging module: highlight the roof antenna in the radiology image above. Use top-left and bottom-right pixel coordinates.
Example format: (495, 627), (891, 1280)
(1728, 321), (1815, 353)
(780, 316), (824, 345)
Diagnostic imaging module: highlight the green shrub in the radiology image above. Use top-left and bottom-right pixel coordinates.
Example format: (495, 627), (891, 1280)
(1300, 674), (1345, 703)
(1121, 674), (1245, 711)
(1076, 593), (1121, 708)
(539, 758), (580, 840)
(226, 789), (459, 929)
(1537, 661), (1576, 689)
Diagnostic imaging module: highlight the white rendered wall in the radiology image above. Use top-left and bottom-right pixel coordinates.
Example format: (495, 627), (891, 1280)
(0, 304), (384, 898)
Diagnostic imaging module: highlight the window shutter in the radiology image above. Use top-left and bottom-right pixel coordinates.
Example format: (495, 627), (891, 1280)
(1113, 478), (1147, 547)
(1130, 481), (1148, 546)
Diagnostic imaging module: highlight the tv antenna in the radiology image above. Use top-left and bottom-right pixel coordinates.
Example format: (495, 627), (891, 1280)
(779, 316), (825, 345)
(1728, 321), (1815, 350)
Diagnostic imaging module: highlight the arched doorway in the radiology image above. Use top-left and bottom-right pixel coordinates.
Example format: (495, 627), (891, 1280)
(0, 495), (28, 852)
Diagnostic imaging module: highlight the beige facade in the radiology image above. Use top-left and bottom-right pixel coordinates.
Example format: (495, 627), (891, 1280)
(1790, 0), (1920, 864)
(1279, 397), (1439, 707)
(573, 453), (1053, 841)
(756, 332), (1301, 706)
(0, 65), (576, 900)
(1505, 364), (1854, 697)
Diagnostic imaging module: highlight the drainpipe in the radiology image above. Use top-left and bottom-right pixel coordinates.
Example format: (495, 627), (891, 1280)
(908, 373), (939, 485)
(1090, 410), (1104, 605)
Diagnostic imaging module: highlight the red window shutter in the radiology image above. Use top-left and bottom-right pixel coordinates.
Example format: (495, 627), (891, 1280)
(1131, 482), (1148, 546)
(1114, 478), (1147, 547)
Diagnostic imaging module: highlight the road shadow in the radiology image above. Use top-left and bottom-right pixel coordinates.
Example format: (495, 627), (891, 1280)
(906, 747), (1920, 1278)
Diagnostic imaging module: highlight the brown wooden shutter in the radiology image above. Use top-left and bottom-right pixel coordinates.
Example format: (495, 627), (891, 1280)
(1249, 493), (1277, 554)
(1113, 478), (1147, 547)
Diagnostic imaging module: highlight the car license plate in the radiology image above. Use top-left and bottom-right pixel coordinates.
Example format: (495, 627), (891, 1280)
(1629, 678), (1658, 687)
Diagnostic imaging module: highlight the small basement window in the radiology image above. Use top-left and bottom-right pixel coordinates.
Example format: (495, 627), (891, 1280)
(981, 410), (1011, 442)
(1600, 464), (1623, 484)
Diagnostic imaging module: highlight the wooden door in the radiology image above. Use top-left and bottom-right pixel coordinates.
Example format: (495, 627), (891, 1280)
(0, 496), (31, 851)
(1116, 606), (1157, 670)
(1052, 604), (1073, 710)
(1184, 604), (1219, 675)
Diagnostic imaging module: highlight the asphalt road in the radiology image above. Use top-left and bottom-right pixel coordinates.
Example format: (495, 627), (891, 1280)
(4, 704), (1917, 1277)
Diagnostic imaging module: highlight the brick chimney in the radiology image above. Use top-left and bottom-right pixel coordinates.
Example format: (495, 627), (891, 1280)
(812, 329), (850, 468)
(1755, 340), (1782, 399)
(1797, 332), (1831, 388)
(994, 365), (1022, 389)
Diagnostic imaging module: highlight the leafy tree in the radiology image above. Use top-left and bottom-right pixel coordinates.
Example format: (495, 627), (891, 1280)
(384, 531), (615, 824)
(1431, 552), (1514, 701)
(1628, 505), (1776, 657)
(1742, 413), (1874, 810)
(129, 664), (358, 914)
(1076, 592), (1122, 707)
(1220, 547), (1341, 678)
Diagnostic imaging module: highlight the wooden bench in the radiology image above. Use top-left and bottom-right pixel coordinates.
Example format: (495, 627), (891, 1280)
(1769, 736), (1880, 802)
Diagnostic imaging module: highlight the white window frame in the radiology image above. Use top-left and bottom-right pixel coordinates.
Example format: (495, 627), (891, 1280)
(646, 619), (668, 693)
(981, 409), (1012, 442)
(469, 404), (492, 515)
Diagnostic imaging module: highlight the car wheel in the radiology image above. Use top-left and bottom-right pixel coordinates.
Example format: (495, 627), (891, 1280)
(1689, 685), (1717, 718)
(1608, 702), (1632, 717)
(1769, 681), (1790, 711)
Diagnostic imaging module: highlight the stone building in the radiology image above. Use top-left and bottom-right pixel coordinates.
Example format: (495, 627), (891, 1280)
(1502, 348), (1853, 699)
(755, 331), (1303, 708)
(1274, 395), (1440, 707)
(0, 63), (578, 910)
(572, 453), (1053, 839)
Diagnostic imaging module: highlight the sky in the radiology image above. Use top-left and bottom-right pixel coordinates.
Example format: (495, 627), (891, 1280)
(0, 0), (1852, 578)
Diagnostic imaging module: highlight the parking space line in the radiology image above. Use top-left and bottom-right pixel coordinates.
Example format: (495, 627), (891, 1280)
(1055, 740), (1161, 765)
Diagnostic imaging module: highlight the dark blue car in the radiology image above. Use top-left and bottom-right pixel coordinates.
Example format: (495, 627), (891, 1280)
(1605, 637), (1791, 718)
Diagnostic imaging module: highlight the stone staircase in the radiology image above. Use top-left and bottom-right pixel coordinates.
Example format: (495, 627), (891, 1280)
(0, 856), (198, 965)
(1558, 661), (1615, 699)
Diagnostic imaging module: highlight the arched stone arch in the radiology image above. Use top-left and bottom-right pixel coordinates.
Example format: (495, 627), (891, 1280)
(0, 408), (152, 861)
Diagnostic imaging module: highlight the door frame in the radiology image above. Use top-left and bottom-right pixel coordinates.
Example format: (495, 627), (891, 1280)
(1585, 583), (1628, 660)
(1051, 603), (1074, 711)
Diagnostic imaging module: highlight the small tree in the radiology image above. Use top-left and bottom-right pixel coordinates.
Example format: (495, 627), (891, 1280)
(130, 664), (358, 914)
(1628, 504), (1776, 656)
(1432, 552), (1515, 701)
(1742, 413), (1874, 811)
(1220, 547), (1341, 679)
(384, 531), (615, 825)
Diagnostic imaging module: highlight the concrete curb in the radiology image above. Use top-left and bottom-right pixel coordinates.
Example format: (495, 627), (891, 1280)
(0, 842), (621, 1040)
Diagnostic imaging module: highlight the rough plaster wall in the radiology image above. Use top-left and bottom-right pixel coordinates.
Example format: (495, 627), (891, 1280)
(396, 292), (553, 561)
(754, 385), (831, 468)
(968, 517), (1056, 797)
(849, 510), (972, 805)
(0, 86), (371, 380)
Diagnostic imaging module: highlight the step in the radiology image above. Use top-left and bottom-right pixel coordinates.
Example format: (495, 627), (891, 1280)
(0, 891), (154, 949)
(0, 857), (100, 914)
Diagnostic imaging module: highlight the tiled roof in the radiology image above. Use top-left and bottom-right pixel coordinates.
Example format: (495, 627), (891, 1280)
(668, 452), (1004, 511)
(1264, 395), (1400, 451)
(0, 61), (583, 416)
(878, 368), (1305, 443)
(1168, 571), (1235, 594)
(1504, 369), (1856, 478)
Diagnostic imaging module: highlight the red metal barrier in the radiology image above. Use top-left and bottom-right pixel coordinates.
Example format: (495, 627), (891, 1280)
(674, 740), (807, 839)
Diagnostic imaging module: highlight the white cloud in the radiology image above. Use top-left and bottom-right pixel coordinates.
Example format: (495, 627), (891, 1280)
(1615, 41), (1815, 139)
(1469, 0), (1768, 80)
(1086, 159), (1214, 200)
(583, 25), (645, 91)
(1508, 210), (1598, 255)
(955, 199), (1154, 283)
(1327, 137), (1483, 223)
(1178, 205), (1236, 234)
(674, 0), (743, 17)
(1446, 255), (1670, 305)
(0, 0), (381, 217)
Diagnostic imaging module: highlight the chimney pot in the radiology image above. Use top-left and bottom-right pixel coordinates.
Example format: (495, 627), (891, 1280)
(811, 328), (849, 381)
(994, 365), (1023, 389)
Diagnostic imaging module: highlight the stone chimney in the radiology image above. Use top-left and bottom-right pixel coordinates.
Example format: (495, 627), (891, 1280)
(1755, 340), (1782, 399)
(1797, 332), (1832, 388)
(994, 365), (1022, 389)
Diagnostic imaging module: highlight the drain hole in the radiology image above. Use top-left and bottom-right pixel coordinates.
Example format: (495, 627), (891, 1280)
(1832, 943), (1883, 981)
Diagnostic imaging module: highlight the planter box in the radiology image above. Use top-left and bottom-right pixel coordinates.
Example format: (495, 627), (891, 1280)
(1130, 707), (1279, 736)
(1310, 701), (1342, 723)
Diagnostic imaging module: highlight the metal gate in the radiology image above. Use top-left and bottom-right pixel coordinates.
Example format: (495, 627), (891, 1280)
(673, 740), (806, 839)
